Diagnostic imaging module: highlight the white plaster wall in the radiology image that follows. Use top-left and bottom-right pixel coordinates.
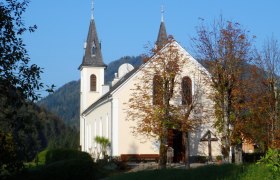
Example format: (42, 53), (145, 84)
(80, 115), (85, 151)
(111, 41), (221, 156)
(83, 101), (111, 157)
(80, 67), (105, 112)
(174, 43), (222, 157)
(113, 69), (159, 155)
(81, 41), (222, 157)
(80, 66), (105, 151)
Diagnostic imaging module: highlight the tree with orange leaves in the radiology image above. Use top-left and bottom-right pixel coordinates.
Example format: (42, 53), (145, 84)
(192, 17), (255, 163)
(127, 37), (210, 168)
(242, 36), (280, 150)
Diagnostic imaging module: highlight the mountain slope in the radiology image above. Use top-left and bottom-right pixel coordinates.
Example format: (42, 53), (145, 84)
(38, 56), (143, 128)
(38, 80), (80, 127)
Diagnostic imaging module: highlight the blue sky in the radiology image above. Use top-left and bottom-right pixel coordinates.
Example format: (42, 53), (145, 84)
(24, 0), (280, 95)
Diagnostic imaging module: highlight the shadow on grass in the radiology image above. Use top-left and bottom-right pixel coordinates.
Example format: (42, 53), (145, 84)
(108, 164), (245, 180)
(109, 163), (280, 180)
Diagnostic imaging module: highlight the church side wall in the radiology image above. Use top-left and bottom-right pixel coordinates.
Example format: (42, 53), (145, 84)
(83, 101), (112, 158)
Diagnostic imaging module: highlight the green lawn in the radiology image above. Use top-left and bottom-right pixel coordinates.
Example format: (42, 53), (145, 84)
(10, 149), (280, 180)
(109, 164), (278, 180)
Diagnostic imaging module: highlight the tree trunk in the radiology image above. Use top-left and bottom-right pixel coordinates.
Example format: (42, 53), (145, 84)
(234, 144), (243, 164)
(273, 85), (278, 145)
(182, 131), (190, 169)
(223, 93), (231, 163)
(159, 131), (168, 169)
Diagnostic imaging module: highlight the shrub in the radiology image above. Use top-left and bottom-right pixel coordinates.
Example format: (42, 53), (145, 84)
(16, 159), (98, 180)
(94, 136), (110, 159)
(257, 148), (280, 174)
(242, 152), (264, 163)
(216, 155), (223, 161)
(110, 158), (129, 171)
(34, 149), (48, 165)
(239, 164), (275, 180)
(189, 156), (208, 163)
(45, 149), (92, 164)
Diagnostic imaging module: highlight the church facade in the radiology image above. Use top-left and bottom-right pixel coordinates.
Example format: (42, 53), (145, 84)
(79, 7), (222, 162)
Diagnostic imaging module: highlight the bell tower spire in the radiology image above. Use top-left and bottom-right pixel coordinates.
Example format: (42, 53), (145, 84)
(79, 0), (106, 69)
(156, 6), (168, 50)
(79, 0), (106, 112)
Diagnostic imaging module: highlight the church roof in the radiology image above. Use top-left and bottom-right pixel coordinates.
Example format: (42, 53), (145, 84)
(79, 19), (106, 69)
(155, 21), (168, 49)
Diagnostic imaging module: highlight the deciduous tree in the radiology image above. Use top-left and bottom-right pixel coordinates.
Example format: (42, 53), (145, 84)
(0, 0), (53, 175)
(127, 37), (210, 168)
(253, 36), (280, 148)
(192, 17), (254, 162)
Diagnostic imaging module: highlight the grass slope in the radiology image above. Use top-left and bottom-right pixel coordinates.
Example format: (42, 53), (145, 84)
(109, 164), (278, 180)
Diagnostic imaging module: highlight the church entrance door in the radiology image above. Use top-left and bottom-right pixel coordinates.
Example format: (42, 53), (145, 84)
(168, 129), (185, 163)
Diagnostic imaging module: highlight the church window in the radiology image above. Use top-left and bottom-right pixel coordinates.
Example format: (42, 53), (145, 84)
(153, 75), (163, 105)
(90, 74), (97, 91)
(182, 76), (192, 105)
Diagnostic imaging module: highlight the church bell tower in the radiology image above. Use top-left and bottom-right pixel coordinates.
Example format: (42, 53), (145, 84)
(79, 0), (107, 113)
(79, 0), (106, 151)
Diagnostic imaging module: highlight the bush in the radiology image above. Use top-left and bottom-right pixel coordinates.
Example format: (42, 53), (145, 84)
(10, 149), (113, 180)
(239, 164), (275, 180)
(110, 158), (129, 171)
(189, 156), (208, 163)
(34, 149), (48, 165)
(45, 149), (92, 164)
(242, 152), (264, 163)
(16, 159), (98, 180)
(257, 148), (280, 175)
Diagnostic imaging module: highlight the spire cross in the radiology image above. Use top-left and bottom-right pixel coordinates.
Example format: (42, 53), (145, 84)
(161, 5), (164, 22)
(91, 0), (94, 20)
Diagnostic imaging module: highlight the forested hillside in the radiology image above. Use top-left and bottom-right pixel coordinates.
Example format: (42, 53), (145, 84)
(38, 56), (143, 128)
(29, 103), (79, 150)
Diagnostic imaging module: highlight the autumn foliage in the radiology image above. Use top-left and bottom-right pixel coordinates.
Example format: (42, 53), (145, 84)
(193, 17), (280, 161)
(127, 37), (212, 168)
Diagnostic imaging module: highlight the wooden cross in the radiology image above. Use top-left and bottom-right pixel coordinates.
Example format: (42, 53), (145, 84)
(200, 130), (218, 161)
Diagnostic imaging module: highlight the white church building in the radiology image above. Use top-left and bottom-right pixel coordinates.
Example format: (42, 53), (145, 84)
(79, 5), (222, 162)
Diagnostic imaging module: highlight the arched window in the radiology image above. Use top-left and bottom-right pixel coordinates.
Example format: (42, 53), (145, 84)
(182, 76), (192, 105)
(153, 75), (163, 105)
(90, 74), (97, 91)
